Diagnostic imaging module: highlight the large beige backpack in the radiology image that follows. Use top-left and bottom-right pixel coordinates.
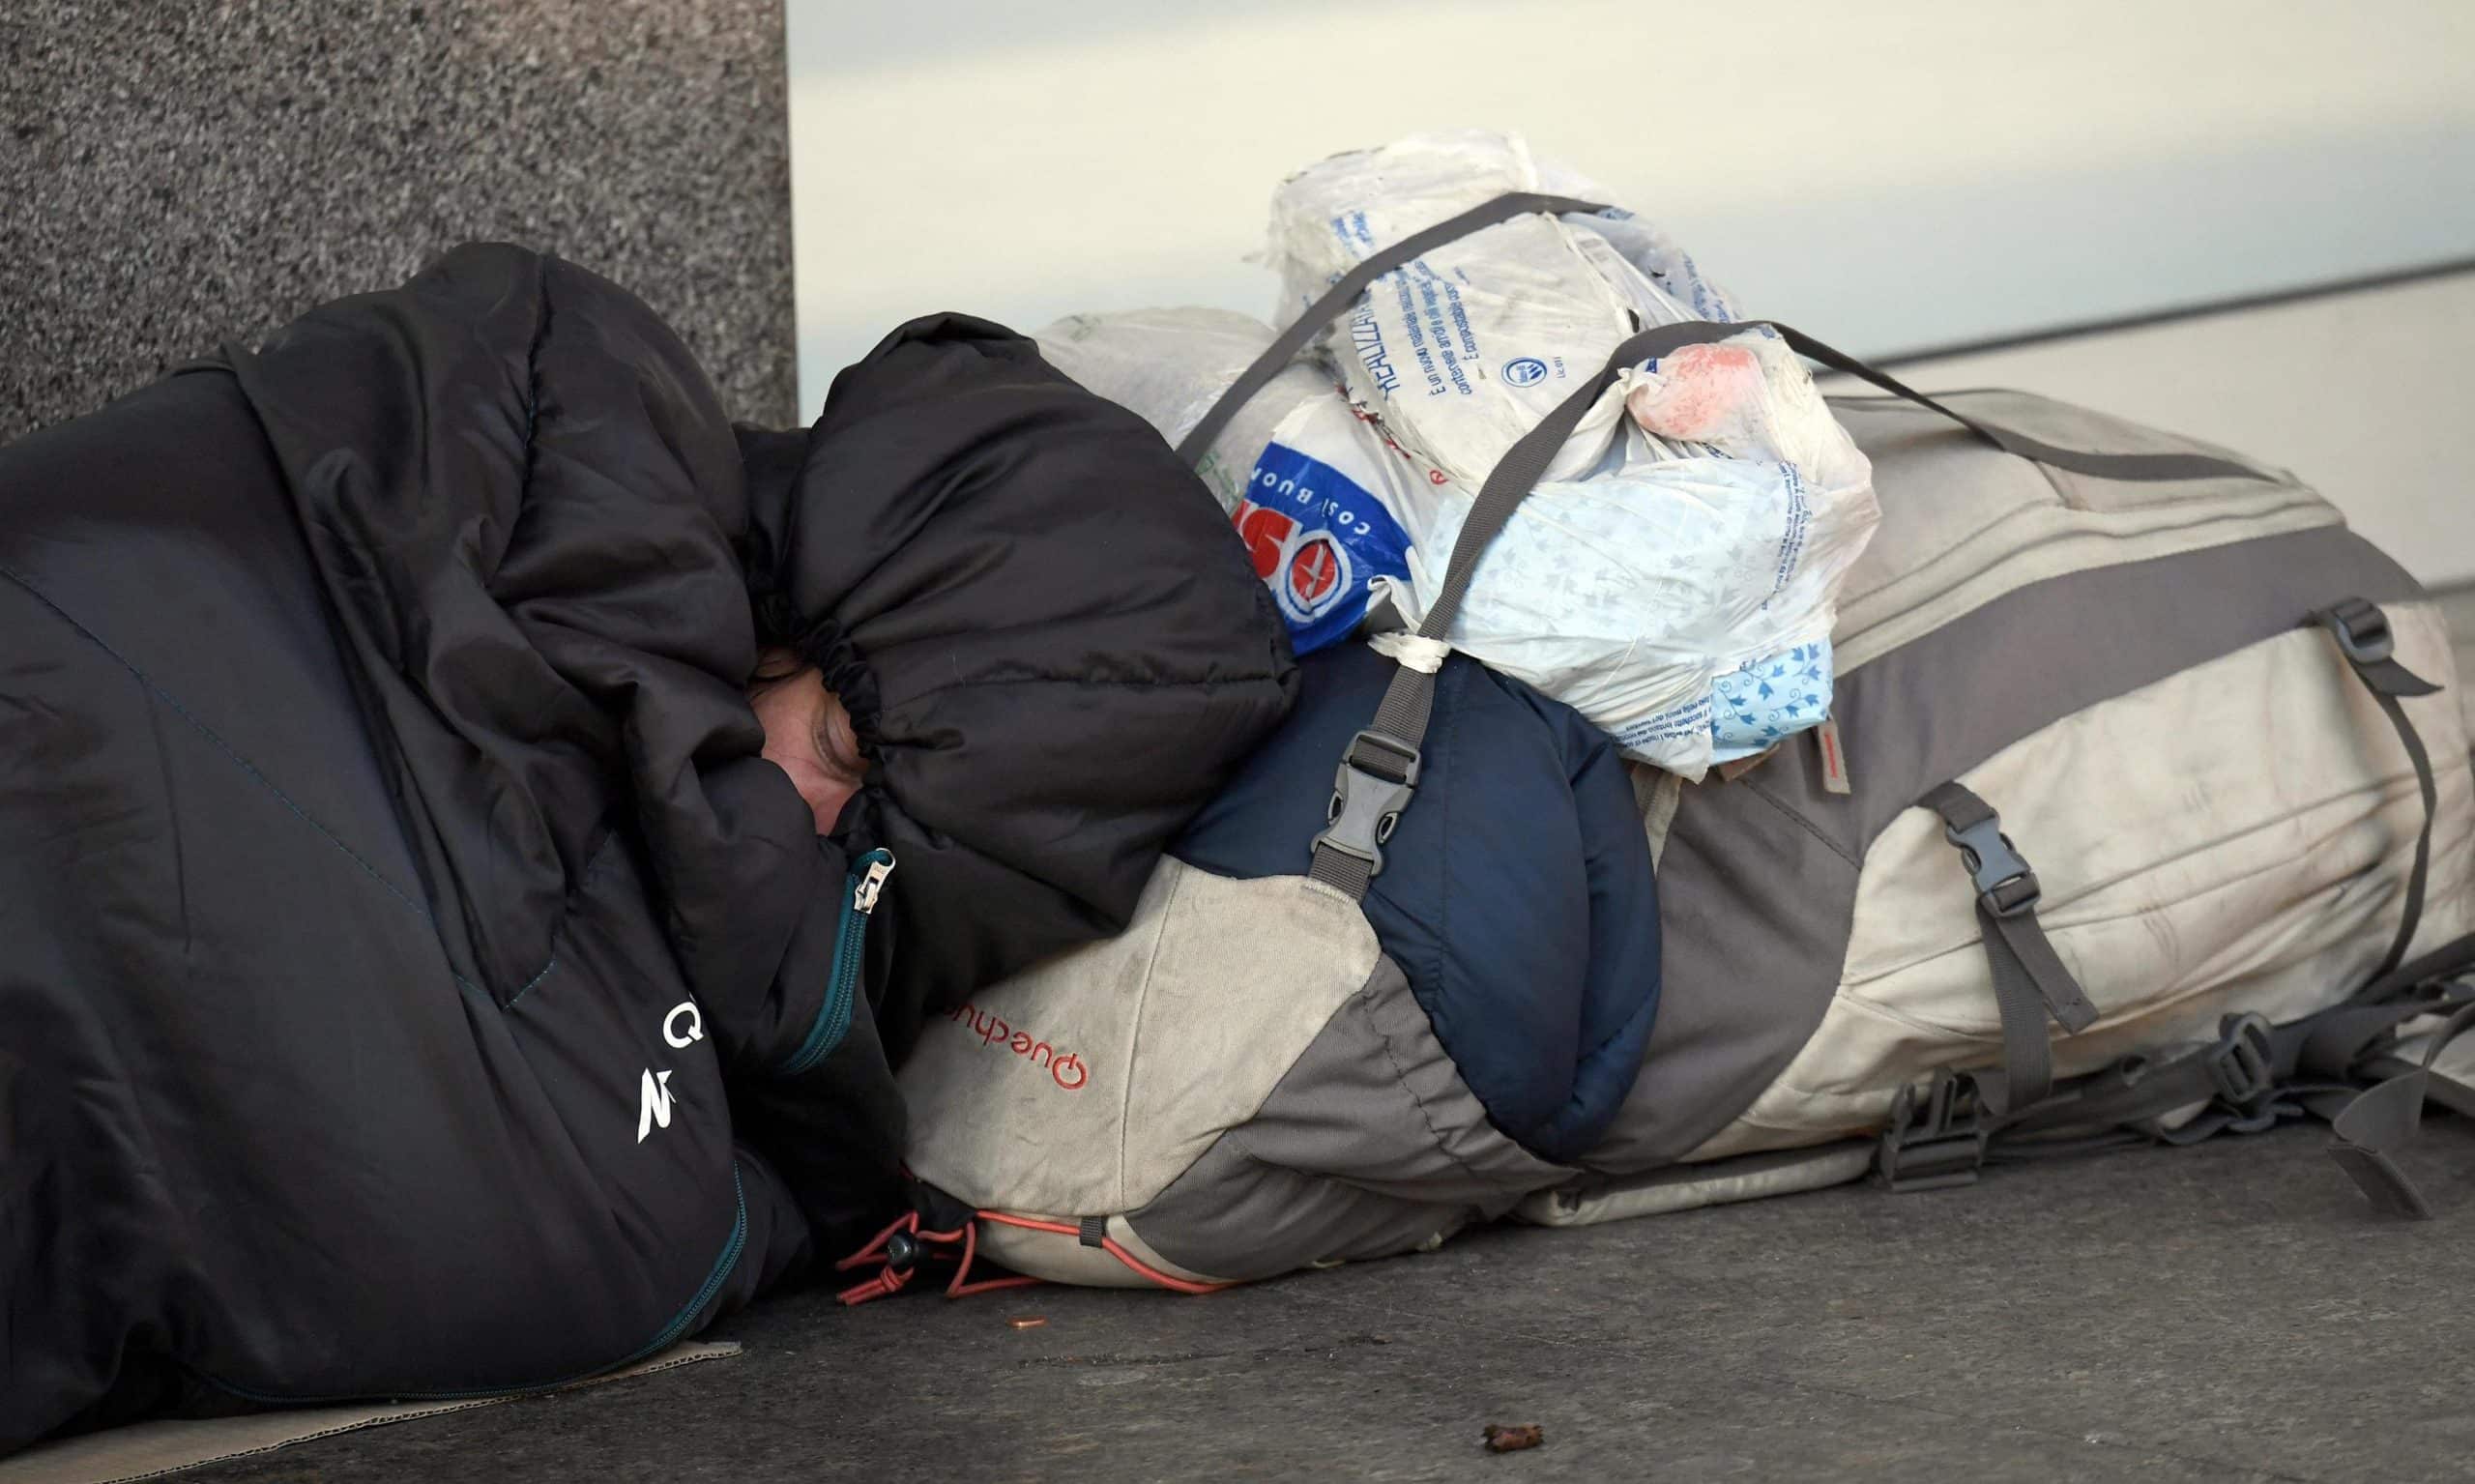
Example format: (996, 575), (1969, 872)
(851, 198), (2474, 1298)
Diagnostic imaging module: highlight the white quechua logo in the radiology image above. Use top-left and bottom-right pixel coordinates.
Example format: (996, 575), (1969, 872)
(637, 1068), (677, 1143)
(638, 1001), (701, 1145)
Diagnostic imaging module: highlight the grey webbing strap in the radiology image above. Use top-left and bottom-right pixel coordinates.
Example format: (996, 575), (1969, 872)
(1179, 177), (2271, 484)
(2313, 597), (2441, 983)
(1979, 946), (2475, 1207)
(1922, 781), (2100, 1116)
(2326, 997), (2475, 1219)
(2298, 994), (2460, 1084)
(1977, 932), (2054, 1120)
(1987, 598), (2449, 1145)
(2329, 1071), (2442, 1218)
(1304, 320), (1745, 896)
(2353, 930), (2475, 1010)
(2003, 1013), (2287, 1141)
(1762, 323), (2273, 483)
(1893, 589), (2460, 1208)
(1174, 190), (1611, 466)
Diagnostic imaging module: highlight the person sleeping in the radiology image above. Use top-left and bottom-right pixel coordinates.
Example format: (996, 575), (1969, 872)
(0, 245), (1296, 1450)
(748, 647), (869, 835)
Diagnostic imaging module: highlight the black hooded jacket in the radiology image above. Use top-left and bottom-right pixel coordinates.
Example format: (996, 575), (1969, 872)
(0, 246), (1294, 1448)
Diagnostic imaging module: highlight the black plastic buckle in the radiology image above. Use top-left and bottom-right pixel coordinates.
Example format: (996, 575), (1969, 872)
(1877, 1068), (1987, 1192)
(2321, 597), (2394, 665)
(2204, 1012), (2278, 1120)
(1944, 815), (2040, 918)
(1312, 730), (1422, 879)
(882, 1230), (920, 1274)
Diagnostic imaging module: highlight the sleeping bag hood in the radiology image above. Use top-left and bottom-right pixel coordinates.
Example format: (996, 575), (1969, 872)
(0, 244), (1294, 1449)
(736, 314), (1302, 1057)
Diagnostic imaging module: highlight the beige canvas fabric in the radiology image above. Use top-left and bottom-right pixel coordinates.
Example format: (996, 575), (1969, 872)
(1690, 601), (2474, 1161)
(1112, 953), (1575, 1283)
(1827, 393), (2339, 672)
(899, 859), (1380, 1222)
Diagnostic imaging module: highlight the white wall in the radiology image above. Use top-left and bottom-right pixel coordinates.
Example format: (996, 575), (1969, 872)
(1824, 270), (2475, 586)
(785, 0), (2474, 413)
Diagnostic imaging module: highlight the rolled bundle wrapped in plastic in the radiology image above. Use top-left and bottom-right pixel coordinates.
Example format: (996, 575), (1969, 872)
(1038, 131), (1878, 777)
(1265, 129), (1743, 488)
(1261, 131), (1878, 777)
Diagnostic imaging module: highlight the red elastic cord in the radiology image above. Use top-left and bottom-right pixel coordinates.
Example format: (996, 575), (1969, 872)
(945, 1218), (1043, 1299)
(833, 1209), (1022, 1307)
(975, 1212), (1230, 1295)
(834, 1210), (932, 1307)
(835, 1266), (908, 1306)
(834, 1209), (917, 1273)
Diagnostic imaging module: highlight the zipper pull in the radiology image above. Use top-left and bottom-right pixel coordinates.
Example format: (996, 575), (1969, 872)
(854, 851), (896, 915)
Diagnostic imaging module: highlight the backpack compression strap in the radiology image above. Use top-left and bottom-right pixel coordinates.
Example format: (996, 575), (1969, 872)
(2315, 597), (2443, 981)
(1176, 190), (2280, 900)
(1918, 782), (2100, 1118)
(1881, 600), (2463, 1212)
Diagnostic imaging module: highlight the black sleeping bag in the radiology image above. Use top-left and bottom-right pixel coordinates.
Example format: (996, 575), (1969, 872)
(0, 246), (1295, 1448)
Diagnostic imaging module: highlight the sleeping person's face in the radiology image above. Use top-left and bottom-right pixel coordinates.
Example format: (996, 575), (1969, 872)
(748, 647), (866, 833)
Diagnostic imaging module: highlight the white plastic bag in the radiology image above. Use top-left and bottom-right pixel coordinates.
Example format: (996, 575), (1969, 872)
(1266, 130), (1741, 490)
(1257, 131), (1878, 777)
(1375, 420), (1865, 775)
(1038, 134), (1878, 776)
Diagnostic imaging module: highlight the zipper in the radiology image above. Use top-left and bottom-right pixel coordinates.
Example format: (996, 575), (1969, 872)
(780, 848), (894, 1075)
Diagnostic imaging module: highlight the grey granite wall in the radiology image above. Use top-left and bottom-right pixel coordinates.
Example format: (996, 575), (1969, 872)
(0, 0), (797, 440)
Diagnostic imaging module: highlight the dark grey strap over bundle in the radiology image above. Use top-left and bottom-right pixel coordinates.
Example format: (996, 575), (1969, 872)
(1172, 190), (2283, 902)
(1173, 191), (1610, 467)
(1297, 339), (1597, 895)
(1744, 323), (2271, 483)
(1302, 317), (1772, 896)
